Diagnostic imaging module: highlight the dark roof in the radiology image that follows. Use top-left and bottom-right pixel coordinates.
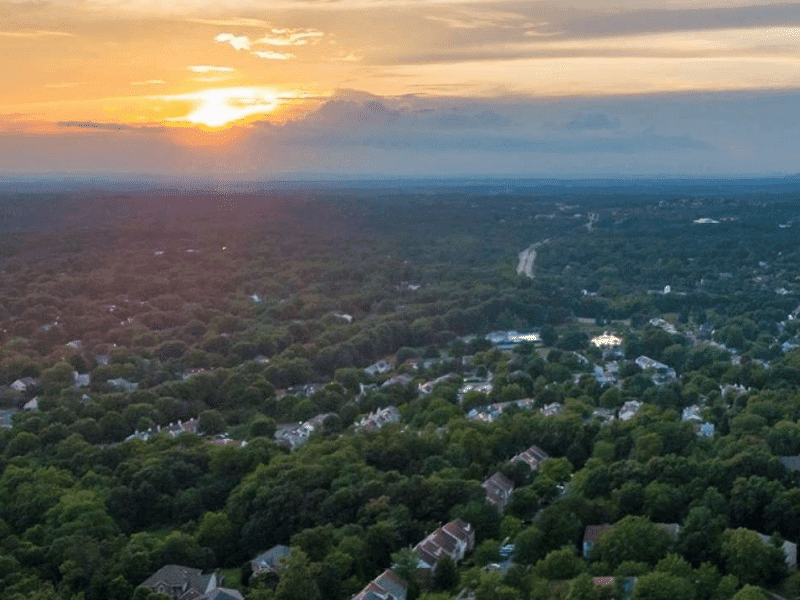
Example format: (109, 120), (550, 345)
(583, 524), (613, 543)
(442, 519), (473, 544)
(142, 565), (205, 589)
(484, 472), (514, 495)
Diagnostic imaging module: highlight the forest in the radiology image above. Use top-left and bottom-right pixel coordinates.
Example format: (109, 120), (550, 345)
(2, 178), (800, 600)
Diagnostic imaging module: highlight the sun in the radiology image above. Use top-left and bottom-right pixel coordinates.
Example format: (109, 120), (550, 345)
(168, 87), (282, 130)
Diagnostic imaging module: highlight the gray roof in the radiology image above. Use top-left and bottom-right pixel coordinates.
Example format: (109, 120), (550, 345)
(251, 545), (291, 570)
(200, 589), (244, 600)
(140, 565), (215, 596)
(780, 456), (800, 472)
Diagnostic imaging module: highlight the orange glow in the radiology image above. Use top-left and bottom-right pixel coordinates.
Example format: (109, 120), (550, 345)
(166, 87), (281, 130)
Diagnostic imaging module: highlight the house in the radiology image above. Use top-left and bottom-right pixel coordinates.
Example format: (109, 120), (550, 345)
(681, 405), (702, 422)
(199, 589), (244, 600)
(274, 413), (335, 450)
(458, 380), (493, 401)
(483, 472), (514, 512)
(107, 377), (138, 392)
(125, 419), (199, 443)
(591, 408), (616, 425)
(0, 409), (17, 429)
(414, 519), (475, 572)
(10, 377), (38, 393)
(634, 355), (676, 384)
(382, 375), (413, 389)
(781, 456), (800, 473)
(72, 371), (90, 388)
(23, 397), (39, 411)
(365, 361), (393, 376)
(486, 331), (541, 349)
(511, 444), (549, 470)
(619, 400), (642, 421)
(756, 533), (798, 570)
(541, 403), (563, 417)
(139, 565), (218, 600)
(251, 545), (291, 575)
(583, 524), (613, 557)
(353, 569), (408, 600)
(355, 406), (401, 432)
(698, 422), (715, 438)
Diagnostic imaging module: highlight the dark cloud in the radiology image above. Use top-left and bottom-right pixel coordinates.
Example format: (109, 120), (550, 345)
(561, 112), (621, 131)
(385, 3), (800, 66)
(58, 121), (166, 132)
(557, 4), (800, 40)
(252, 93), (710, 154)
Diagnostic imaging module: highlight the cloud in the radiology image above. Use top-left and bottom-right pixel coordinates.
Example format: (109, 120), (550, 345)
(257, 28), (323, 46)
(44, 82), (78, 88)
(215, 32), (251, 50)
(131, 79), (165, 86)
(57, 120), (165, 132)
(248, 91), (711, 156)
(331, 52), (363, 62)
(160, 87), (302, 128)
(560, 112), (621, 131)
(188, 65), (236, 73)
(0, 29), (74, 38)
(425, 9), (530, 30)
(188, 17), (271, 28)
(252, 50), (294, 60)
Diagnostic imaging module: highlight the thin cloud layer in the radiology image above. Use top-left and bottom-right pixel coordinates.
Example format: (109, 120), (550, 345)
(253, 51), (294, 60)
(187, 65), (236, 73)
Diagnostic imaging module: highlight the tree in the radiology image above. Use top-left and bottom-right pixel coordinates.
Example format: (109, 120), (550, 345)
(195, 512), (236, 564)
(596, 516), (671, 568)
(433, 555), (459, 591)
(535, 546), (584, 580)
(514, 526), (544, 565)
(730, 586), (767, 600)
(564, 573), (594, 600)
(274, 548), (320, 600)
(198, 410), (226, 435)
(721, 528), (788, 586)
(541, 326), (558, 347)
(633, 572), (694, 600)
(249, 416), (276, 439)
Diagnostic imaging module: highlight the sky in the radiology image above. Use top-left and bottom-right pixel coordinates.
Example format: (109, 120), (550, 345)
(1, 0), (800, 178)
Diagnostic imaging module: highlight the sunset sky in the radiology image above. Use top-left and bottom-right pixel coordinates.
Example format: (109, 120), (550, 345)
(2, 0), (800, 177)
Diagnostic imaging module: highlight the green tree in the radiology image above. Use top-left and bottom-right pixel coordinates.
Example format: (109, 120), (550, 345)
(633, 572), (694, 600)
(275, 548), (320, 600)
(596, 516), (671, 568)
(198, 410), (226, 435)
(730, 586), (767, 600)
(535, 546), (584, 580)
(721, 529), (788, 586)
(433, 555), (459, 591)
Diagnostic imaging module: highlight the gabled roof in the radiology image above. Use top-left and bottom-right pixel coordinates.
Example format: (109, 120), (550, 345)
(373, 569), (407, 599)
(442, 518), (473, 544)
(431, 530), (458, 556)
(484, 472), (514, 495)
(251, 545), (290, 570)
(141, 565), (215, 595)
